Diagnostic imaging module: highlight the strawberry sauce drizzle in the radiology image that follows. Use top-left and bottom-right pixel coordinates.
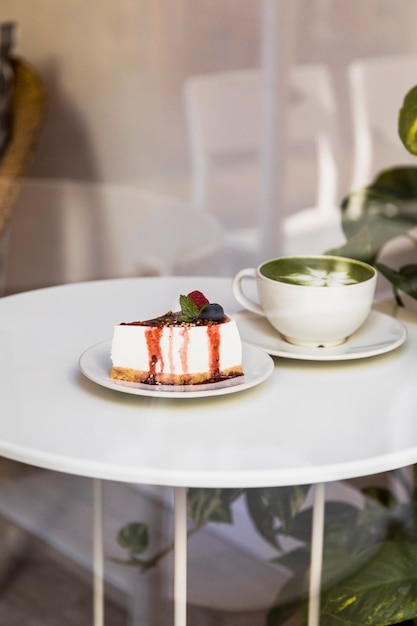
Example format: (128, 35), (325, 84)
(145, 327), (164, 375)
(167, 328), (175, 373)
(207, 324), (221, 376)
(179, 327), (190, 374)
(143, 322), (223, 381)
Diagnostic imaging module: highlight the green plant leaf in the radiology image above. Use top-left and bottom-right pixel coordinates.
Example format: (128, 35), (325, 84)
(360, 486), (398, 509)
(321, 542), (417, 625)
(244, 486), (310, 551)
(375, 262), (417, 300)
(284, 502), (361, 549)
(264, 485), (311, 533)
(399, 84), (417, 156)
(266, 568), (310, 626)
(272, 546), (365, 600)
(390, 468), (413, 500)
(327, 225), (375, 264)
(361, 497), (417, 545)
(117, 522), (149, 554)
(245, 489), (282, 550)
(271, 545), (310, 574)
(372, 166), (417, 198)
(187, 488), (237, 526)
(266, 539), (411, 626)
(327, 167), (417, 265)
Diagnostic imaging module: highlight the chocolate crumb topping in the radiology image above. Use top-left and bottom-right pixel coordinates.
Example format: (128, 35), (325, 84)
(120, 311), (230, 327)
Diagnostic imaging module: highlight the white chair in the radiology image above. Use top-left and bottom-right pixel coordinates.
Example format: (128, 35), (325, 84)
(5, 178), (224, 293)
(184, 65), (345, 265)
(96, 184), (224, 277)
(349, 54), (417, 190)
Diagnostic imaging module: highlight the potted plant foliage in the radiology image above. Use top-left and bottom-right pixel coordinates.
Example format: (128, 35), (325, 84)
(327, 84), (417, 307)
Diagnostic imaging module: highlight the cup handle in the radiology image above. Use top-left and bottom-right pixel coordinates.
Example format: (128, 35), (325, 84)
(232, 268), (265, 316)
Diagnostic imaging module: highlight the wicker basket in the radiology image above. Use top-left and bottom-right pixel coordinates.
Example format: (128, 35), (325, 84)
(0, 56), (46, 240)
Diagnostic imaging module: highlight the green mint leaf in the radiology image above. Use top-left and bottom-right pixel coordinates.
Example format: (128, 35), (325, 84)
(179, 294), (200, 321)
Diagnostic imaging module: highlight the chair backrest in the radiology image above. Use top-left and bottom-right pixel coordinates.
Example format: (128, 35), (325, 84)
(349, 54), (417, 190)
(6, 179), (223, 291)
(184, 65), (339, 218)
(98, 185), (223, 277)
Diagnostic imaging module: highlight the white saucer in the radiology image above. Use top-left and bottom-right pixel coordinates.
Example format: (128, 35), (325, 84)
(234, 310), (407, 361)
(79, 341), (274, 398)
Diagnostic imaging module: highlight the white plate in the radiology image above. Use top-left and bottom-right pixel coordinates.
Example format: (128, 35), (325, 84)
(79, 341), (274, 398)
(234, 309), (407, 361)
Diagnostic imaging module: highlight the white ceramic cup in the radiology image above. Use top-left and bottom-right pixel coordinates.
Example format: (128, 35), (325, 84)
(232, 255), (377, 347)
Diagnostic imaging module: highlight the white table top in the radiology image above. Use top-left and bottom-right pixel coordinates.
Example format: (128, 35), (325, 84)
(0, 276), (416, 488)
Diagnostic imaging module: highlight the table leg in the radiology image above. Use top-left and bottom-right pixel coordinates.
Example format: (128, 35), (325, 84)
(308, 482), (325, 626)
(174, 486), (187, 626)
(93, 478), (104, 626)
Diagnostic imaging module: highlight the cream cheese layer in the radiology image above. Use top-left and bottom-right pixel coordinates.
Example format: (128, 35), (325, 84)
(111, 318), (242, 375)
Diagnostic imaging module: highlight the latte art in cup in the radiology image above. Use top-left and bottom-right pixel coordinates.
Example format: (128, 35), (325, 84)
(271, 268), (358, 287)
(232, 255), (377, 348)
(260, 256), (372, 286)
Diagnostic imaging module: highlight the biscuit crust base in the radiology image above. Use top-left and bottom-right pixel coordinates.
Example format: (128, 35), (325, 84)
(110, 365), (243, 386)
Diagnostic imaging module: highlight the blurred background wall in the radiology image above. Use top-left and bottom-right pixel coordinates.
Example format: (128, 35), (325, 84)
(2, 0), (417, 193)
(2, 0), (417, 291)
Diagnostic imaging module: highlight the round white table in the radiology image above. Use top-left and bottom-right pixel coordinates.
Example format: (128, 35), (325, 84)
(0, 277), (416, 626)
